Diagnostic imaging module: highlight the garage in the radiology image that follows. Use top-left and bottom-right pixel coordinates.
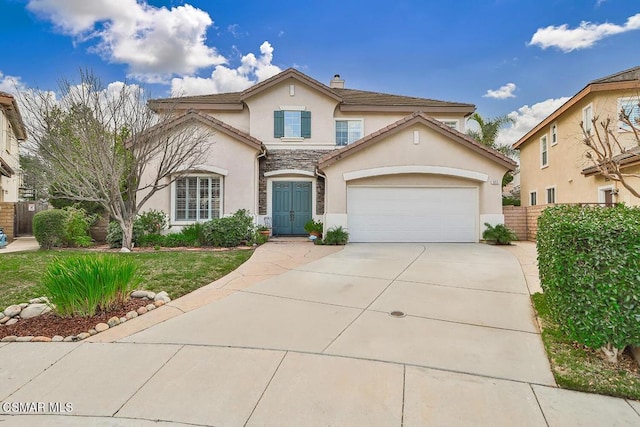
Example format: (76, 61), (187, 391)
(347, 186), (478, 242)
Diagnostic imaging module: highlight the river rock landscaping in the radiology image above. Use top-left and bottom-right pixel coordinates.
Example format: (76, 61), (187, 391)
(0, 290), (171, 342)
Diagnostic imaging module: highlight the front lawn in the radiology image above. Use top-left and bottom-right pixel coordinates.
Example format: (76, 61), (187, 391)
(0, 249), (253, 309)
(532, 293), (640, 400)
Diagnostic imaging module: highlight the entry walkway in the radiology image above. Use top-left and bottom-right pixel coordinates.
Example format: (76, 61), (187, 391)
(2, 242), (639, 426)
(1, 237), (39, 253)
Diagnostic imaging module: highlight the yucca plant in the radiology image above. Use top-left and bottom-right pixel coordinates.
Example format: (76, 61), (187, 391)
(42, 254), (142, 317)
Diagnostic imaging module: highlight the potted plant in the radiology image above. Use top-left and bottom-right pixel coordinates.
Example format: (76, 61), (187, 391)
(304, 219), (323, 238)
(257, 225), (271, 237)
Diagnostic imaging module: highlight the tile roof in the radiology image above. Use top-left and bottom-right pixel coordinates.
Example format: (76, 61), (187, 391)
(590, 66), (640, 84)
(149, 68), (474, 112)
(0, 92), (27, 141)
(332, 88), (474, 109)
(318, 111), (516, 170)
(581, 146), (640, 176)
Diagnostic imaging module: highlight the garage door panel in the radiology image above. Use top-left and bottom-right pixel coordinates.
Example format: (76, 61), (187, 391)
(347, 187), (478, 243)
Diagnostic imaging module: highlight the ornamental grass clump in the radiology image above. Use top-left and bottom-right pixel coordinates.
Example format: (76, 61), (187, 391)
(42, 254), (142, 317)
(537, 204), (640, 363)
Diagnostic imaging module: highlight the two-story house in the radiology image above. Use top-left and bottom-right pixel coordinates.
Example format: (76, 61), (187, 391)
(514, 66), (640, 207)
(0, 92), (27, 202)
(146, 68), (515, 242)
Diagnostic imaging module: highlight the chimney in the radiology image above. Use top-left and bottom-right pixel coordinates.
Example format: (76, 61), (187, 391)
(329, 74), (345, 89)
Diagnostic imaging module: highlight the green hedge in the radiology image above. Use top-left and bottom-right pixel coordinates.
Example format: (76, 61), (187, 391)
(537, 204), (640, 350)
(33, 210), (68, 249)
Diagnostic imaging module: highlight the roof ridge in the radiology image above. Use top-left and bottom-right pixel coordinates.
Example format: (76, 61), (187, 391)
(590, 65), (640, 84)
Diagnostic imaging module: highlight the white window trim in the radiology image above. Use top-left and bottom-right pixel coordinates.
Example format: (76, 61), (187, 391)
(278, 105), (306, 111)
(334, 118), (364, 146)
(545, 185), (556, 204)
(540, 134), (549, 168)
(582, 103), (594, 135)
(550, 122), (558, 146)
(597, 185), (615, 203)
(617, 97), (640, 132)
(170, 173), (224, 226)
(530, 190), (537, 207)
(439, 119), (460, 130)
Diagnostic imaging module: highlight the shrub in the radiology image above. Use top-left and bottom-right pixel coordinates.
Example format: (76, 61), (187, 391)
(42, 254), (141, 317)
(179, 222), (206, 246)
(163, 232), (195, 247)
(137, 233), (166, 248)
(537, 204), (640, 362)
(502, 196), (521, 206)
(322, 226), (349, 245)
(137, 209), (168, 235)
(482, 223), (517, 245)
(105, 210), (167, 248)
(304, 219), (323, 234)
(62, 206), (95, 247)
(106, 220), (145, 248)
(202, 210), (255, 247)
(33, 209), (68, 249)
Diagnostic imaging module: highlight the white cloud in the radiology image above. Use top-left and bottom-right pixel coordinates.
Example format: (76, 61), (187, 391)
(495, 97), (570, 147)
(0, 72), (27, 95)
(529, 13), (640, 52)
(171, 41), (281, 96)
(483, 83), (517, 99)
(27, 0), (226, 82)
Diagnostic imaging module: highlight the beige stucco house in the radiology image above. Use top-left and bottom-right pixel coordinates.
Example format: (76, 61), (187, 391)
(146, 68), (515, 242)
(514, 66), (640, 207)
(0, 92), (27, 202)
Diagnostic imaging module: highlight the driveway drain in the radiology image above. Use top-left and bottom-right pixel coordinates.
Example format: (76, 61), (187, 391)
(389, 310), (406, 318)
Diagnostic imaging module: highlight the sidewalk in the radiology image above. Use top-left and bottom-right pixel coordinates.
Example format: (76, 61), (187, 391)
(1, 237), (39, 253)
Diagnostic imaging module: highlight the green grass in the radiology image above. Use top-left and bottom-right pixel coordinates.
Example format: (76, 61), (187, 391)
(532, 293), (640, 400)
(0, 249), (253, 310)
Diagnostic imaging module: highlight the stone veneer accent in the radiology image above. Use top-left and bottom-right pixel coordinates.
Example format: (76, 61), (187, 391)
(258, 150), (329, 216)
(0, 202), (15, 241)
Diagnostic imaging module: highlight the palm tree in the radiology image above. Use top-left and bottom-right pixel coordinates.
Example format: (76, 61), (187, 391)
(466, 112), (518, 159)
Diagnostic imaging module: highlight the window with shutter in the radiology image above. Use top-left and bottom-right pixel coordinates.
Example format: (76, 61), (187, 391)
(274, 111), (284, 138)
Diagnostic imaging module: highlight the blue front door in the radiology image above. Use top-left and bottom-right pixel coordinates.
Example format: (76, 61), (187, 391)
(272, 181), (312, 235)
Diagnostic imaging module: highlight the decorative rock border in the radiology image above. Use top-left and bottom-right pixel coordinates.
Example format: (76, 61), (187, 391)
(0, 290), (171, 342)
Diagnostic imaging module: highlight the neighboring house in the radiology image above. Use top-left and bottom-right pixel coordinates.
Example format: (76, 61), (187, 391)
(514, 66), (640, 207)
(0, 92), (27, 202)
(146, 68), (515, 242)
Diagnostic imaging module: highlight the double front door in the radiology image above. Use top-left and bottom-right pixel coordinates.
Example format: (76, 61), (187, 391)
(272, 181), (312, 235)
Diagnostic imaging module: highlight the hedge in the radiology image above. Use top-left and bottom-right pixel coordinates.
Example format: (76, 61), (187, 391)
(537, 204), (640, 351)
(33, 209), (68, 249)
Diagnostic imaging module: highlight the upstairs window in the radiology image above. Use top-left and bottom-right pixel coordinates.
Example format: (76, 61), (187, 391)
(440, 120), (458, 130)
(551, 123), (558, 146)
(274, 110), (311, 138)
(335, 120), (363, 146)
(618, 97), (640, 132)
(530, 191), (537, 206)
(583, 104), (593, 135)
(540, 135), (548, 167)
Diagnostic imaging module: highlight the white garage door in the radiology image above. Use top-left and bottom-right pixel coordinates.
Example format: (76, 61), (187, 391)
(347, 186), (478, 243)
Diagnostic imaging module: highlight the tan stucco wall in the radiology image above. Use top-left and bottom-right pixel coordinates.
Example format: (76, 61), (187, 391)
(0, 110), (21, 203)
(244, 79), (340, 148)
(520, 89), (640, 207)
(321, 123), (509, 234)
(141, 128), (260, 224)
(206, 108), (250, 134)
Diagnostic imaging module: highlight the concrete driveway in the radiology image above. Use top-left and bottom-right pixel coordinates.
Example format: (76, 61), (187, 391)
(124, 243), (553, 385)
(3, 242), (640, 426)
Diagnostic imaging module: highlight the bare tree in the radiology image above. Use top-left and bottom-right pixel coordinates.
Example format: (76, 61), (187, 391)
(581, 98), (640, 199)
(20, 70), (211, 250)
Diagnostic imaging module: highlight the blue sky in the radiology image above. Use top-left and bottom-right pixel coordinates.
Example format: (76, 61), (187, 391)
(1, 0), (639, 145)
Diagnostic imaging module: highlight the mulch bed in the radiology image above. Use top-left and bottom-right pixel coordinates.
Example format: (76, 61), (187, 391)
(0, 299), (150, 338)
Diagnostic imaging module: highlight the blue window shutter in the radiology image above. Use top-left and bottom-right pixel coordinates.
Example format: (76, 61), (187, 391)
(301, 111), (311, 138)
(274, 111), (284, 138)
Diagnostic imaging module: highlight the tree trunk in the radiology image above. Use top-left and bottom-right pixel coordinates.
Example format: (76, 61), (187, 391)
(600, 343), (622, 364)
(120, 217), (135, 251)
